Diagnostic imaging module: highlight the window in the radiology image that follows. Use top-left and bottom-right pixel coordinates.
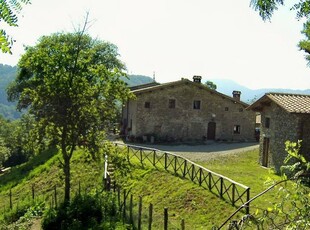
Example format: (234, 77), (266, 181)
(193, 100), (201, 109)
(225, 107), (229, 111)
(233, 125), (241, 134)
(168, 99), (176, 108)
(265, 117), (270, 128)
(144, 102), (150, 108)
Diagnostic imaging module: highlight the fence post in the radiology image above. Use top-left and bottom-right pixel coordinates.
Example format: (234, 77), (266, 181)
(199, 168), (202, 186)
(127, 146), (130, 163)
(232, 184), (235, 206)
(181, 218), (185, 230)
(54, 185), (57, 208)
(140, 148), (143, 165)
(32, 184), (35, 200)
(153, 150), (156, 166)
(246, 188), (250, 214)
(164, 207), (168, 230)
(208, 172), (212, 191)
(164, 152), (168, 170)
(123, 189), (127, 222)
(174, 156), (177, 174)
(183, 160), (187, 178)
(149, 203), (153, 230)
(138, 196), (142, 230)
(220, 177), (223, 198)
(9, 189), (12, 209)
(104, 154), (108, 180)
(191, 165), (195, 181)
(129, 194), (133, 225)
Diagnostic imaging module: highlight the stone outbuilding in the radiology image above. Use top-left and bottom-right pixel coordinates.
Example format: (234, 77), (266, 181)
(247, 93), (310, 173)
(121, 76), (256, 143)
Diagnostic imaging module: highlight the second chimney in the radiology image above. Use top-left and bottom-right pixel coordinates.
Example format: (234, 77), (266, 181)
(193, 75), (202, 83)
(232, 91), (241, 101)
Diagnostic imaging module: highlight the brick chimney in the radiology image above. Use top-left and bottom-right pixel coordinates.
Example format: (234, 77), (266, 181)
(232, 91), (241, 101)
(193, 75), (202, 83)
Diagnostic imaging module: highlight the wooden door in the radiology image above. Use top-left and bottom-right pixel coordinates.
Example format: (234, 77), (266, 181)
(207, 122), (216, 140)
(262, 137), (270, 167)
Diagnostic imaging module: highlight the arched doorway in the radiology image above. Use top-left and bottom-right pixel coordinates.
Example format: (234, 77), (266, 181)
(207, 122), (216, 140)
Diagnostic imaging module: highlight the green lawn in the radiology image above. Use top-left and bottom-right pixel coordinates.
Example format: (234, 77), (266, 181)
(198, 150), (285, 210)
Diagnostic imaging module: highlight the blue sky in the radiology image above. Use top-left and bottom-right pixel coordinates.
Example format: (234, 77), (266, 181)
(0, 0), (309, 90)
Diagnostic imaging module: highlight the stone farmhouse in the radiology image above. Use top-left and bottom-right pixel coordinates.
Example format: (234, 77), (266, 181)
(247, 93), (310, 173)
(121, 76), (256, 143)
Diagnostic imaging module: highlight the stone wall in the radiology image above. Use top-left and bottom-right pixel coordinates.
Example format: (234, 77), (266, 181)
(124, 82), (256, 142)
(259, 103), (300, 173)
(300, 114), (310, 160)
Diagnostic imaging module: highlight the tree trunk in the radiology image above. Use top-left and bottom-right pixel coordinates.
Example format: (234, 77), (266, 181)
(61, 125), (71, 203)
(63, 153), (71, 202)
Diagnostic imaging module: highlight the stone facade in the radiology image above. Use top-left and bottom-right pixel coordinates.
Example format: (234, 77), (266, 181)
(122, 78), (256, 143)
(248, 93), (310, 173)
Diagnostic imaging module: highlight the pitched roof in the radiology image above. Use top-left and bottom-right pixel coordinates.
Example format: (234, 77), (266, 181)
(247, 92), (310, 114)
(129, 82), (160, 91)
(131, 78), (249, 107)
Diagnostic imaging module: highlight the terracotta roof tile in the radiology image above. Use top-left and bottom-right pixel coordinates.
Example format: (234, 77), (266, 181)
(267, 93), (310, 113)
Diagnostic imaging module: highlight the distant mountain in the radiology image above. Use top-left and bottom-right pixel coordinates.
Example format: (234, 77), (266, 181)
(1, 64), (309, 119)
(209, 79), (310, 104)
(122, 76), (310, 104)
(121, 75), (154, 86)
(0, 68), (155, 119)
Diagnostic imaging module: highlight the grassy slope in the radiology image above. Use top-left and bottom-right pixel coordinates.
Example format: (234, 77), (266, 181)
(0, 148), (103, 217)
(116, 149), (288, 229)
(0, 145), (288, 229)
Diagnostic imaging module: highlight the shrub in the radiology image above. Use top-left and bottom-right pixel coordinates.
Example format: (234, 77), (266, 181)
(42, 192), (118, 230)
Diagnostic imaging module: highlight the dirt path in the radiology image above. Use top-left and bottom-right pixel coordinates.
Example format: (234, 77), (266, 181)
(117, 140), (259, 162)
(30, 218), (42, 230)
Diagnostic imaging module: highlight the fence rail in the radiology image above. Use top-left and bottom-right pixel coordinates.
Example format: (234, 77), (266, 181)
(114, 143), (250, 214)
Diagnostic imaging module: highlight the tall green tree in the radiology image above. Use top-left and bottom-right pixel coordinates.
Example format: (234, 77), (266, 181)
(250, 0), (310, 65)
(0, 0), (30, 53)
(7, 26), (132, 201)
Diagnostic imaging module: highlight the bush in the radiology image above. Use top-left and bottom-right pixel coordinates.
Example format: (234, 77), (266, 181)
(42, 193), (103, 230)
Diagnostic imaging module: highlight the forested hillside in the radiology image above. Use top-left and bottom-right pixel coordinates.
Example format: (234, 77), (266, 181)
(0, 64), (21, 120)
(120, 74), (154, 86)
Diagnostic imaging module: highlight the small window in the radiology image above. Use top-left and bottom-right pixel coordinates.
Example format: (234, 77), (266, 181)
(225, 107), (229, 111)
(168, 99), (176, 108)
(144, 102), (150, 108)
(265, 117), (270, 128)
(233, 125), (241, 134)
(239, 108), (243, 112)
(193, 100), (201, 109)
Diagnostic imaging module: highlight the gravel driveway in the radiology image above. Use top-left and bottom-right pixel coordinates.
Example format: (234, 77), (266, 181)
(118, 140), (259, 162)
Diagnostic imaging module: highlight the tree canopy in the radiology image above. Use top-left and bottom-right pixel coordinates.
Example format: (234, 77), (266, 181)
(205, 80), (217, 91)
(0, 0), (30, 53)
(7, 30), (132, 201)
(250, 0), (310, 65)
(250, 0), (310, 21)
